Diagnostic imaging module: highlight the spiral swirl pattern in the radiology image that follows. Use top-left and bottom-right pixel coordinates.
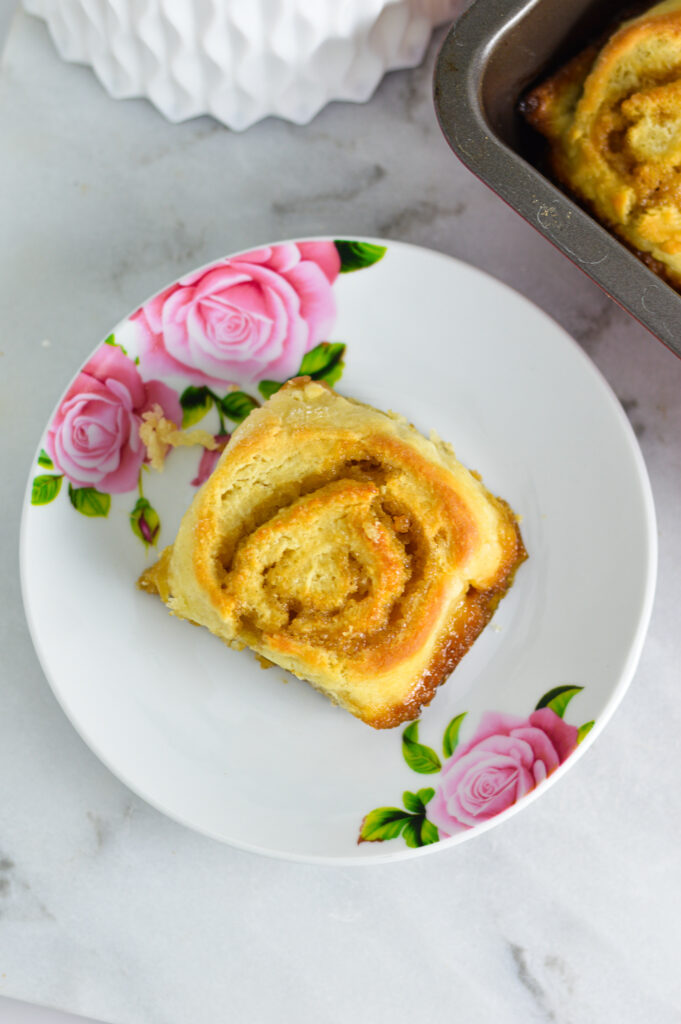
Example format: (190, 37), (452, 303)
(523, 0), (681, 288)
(141, 380), (525, 728)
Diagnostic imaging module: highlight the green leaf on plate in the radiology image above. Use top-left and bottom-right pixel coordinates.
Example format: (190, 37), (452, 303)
(359, 807), (411, 843)
(403, 788), (436, 814)
(298, 342), (346, 387)
(403, 790), (424, 814)
(442, 712), (467, 759)
(335, 240), (386, 273)
(31, 474), (62, 506)
(258, 380), (282, 401)
(420, 818), (440, 845)
(402, 722), (442, 774)
(401, 817), (424, 849)
(535, 685), (583, 718)
(417, 787), (435, 806)
(258, 343), (347, 398)
(130, 497), (160, 545)
(180, 386), (213, 428)
(401, 815), (439, 848)
(37, 448), (54, 469)
(577, 720), (595, 743)
(68, 484), (111, 517)
(220, 391), (259, 423)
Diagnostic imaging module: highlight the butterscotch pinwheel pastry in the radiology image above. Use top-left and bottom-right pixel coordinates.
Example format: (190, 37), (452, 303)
(523, 0), (681, 288)
(139, 379), (526, 728)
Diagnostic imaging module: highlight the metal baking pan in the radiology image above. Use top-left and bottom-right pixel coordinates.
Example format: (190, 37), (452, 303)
(433, 0), (681, 361)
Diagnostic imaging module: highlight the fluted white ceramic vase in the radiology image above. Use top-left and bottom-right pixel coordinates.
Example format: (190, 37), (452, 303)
(24, 0), (461, 130)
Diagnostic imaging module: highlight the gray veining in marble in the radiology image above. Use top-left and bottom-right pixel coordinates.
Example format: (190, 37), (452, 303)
(2, 7), (681, 1024)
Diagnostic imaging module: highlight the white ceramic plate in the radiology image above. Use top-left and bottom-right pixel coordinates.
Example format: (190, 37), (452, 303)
(21, 238), (657, 863)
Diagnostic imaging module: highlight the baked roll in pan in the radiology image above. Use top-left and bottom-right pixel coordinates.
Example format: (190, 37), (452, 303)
(523, 0), (681, 289)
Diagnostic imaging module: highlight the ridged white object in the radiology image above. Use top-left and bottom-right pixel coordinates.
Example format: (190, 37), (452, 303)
(24, 0), (461, 130)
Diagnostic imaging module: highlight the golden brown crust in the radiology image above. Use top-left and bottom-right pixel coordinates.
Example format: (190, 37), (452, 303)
(139, 379), (527, 728)
(521, 44), (601, 142)
(357, 516), (527, 729)
(522, 0), (681, 290)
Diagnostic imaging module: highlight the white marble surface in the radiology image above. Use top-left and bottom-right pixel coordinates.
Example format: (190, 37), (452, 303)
(2, 7), (681, 1024)
(0, 996), (93, 1023)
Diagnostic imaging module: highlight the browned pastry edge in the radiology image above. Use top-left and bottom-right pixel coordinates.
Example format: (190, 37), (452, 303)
(519, 44), (601, 140)
(140, 501), (527, 730)
(359, 507), (527, 729)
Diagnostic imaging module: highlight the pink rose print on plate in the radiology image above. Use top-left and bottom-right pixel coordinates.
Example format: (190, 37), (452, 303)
(427, 709), (579, 837)
(359, 686), (591, 849)
(132, 242), (341, 387)
(46, 344), (181, 493)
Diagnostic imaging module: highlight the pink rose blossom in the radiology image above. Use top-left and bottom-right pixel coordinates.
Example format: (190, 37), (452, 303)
(46, 344), (181, 493)
(428, 709), (579, 837)
(132, 242), (341, 387)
